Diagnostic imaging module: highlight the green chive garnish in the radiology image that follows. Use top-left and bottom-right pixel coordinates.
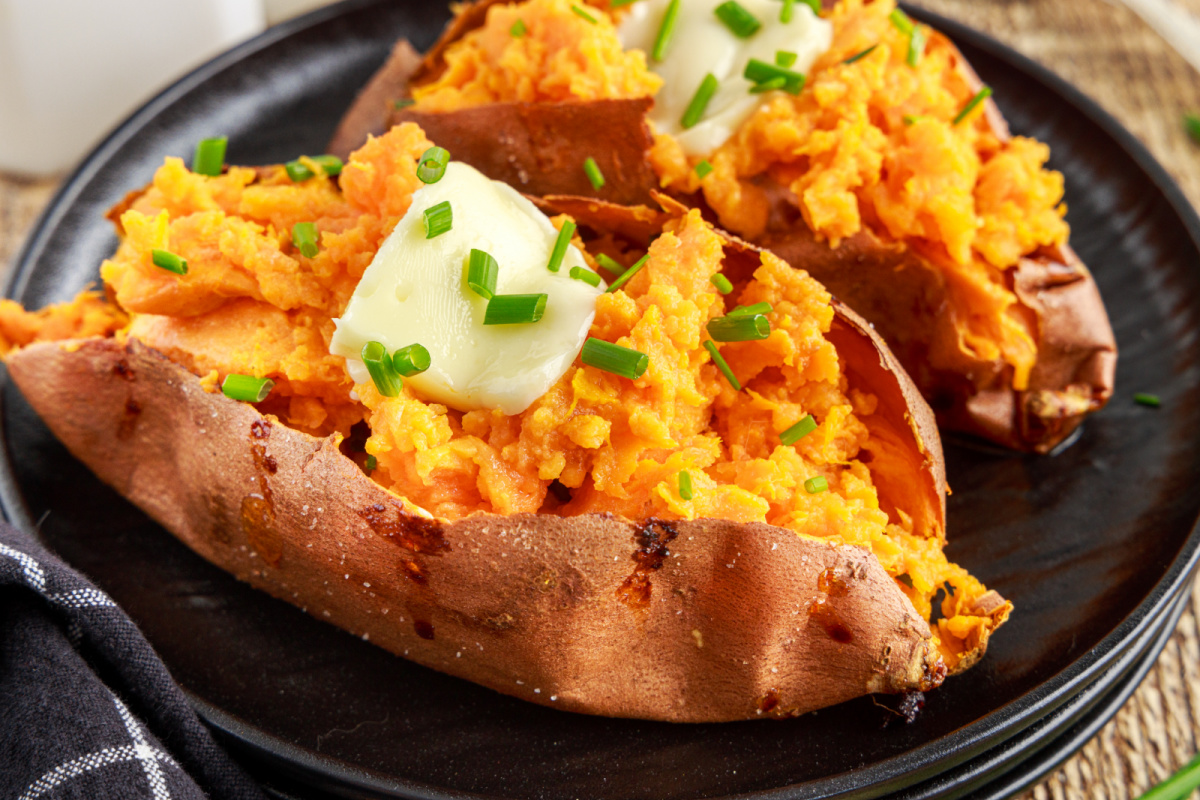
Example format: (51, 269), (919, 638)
(192, 137), (227, 176)
(423, 200), (453, 238)
(484, 294), (548, 325)
(394, 98), (415, 110)
(511, 18), (527, 36)
(801, 0), (820, 13)
(362, 341), (402, 397)
(678, 470), (694, 500)
(907, 24), (926, 67)
(392, 343), (431, 376)
(776, 50), (797, 68)
(744, 59), (805, 95)
(714, 1), (761, 37)
(652, 0), (681, 61)
(953, 86), (993, 125)
(889, 8), (914, 34)
(285, 154), (343, 182)
(570, 266), (602, 287)
(1134, 392), (1162, 407)
(804, 475), (828, 494)
(467, 249), (499, 299)
(695, 160), (714, 179)
(221, 374), (275, 402)
(781, 0), (795, 23)
(903, 114), (928, 125)
(710, 273), (733, 294)
(780, 413), (817, 445)
(292, 222), (319, 258)
(417, 146), (451, 183)
(365, 454), (377, 471)
(750, 76), (787, 94)
(582, 338), (649, 379)
(843, 44), (877, 64)
(547, 220), (576, 273)
(610, 0), (641, 6)
(707, 314), (770, 341)
(151, 249), (188, 275)
(704, 340), (741, 390)
(583, 156), (605, 190)
(729, 301), (773, 316)
(1135, 752), (1200, 800)
(606, 252), (651, 293)
(1185, 113), (1200, 143)
(571, 4), (597, 23)
(681, 73), (719, 129)
(595, 253), (625, 276)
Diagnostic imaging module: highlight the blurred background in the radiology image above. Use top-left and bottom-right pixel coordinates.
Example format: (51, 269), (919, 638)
(1, 1), (1199, 798)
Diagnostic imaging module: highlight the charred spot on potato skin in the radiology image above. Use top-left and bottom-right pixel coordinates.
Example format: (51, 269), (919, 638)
(250, 419), (272, 440)
(482, 612), (516, 631)
(358, 500), (450, 555)
(413, 619), (435, 640)
(616, 518), (679, 609)
(117, 398), (142, 440)
(401, 559), (427, 586)
(113, 360), (136, 381)
(920, 658), (948, 692)
(756, 689), (803, 719)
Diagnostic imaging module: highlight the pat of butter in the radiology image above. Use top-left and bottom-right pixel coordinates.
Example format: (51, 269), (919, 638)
(331, 162), (604, 416)
(618, 0), (832, 157)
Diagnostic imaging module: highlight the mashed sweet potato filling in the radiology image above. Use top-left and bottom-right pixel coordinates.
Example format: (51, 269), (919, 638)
(414, 0), (1069, 392)
(0, 123), (996, 666)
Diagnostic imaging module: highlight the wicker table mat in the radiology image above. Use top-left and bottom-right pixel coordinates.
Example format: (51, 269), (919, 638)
(2, 2), (1200, 797)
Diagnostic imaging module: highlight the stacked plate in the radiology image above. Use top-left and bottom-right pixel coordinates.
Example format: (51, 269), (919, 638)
(3, 2), (1199, 798)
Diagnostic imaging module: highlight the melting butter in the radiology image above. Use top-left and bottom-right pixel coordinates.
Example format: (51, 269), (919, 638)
(618, 0), (832, 157)
(331, 162), (603, 416)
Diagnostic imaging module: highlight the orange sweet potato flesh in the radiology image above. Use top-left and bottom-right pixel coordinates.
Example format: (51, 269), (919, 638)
(330, 2), (1116, 453)
(8, 337), (950, 722)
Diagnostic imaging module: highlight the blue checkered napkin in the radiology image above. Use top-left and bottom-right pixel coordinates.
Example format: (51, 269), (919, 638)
(0, 521), (265, 800)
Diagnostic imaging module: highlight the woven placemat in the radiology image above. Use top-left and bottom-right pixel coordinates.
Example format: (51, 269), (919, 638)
(2, 2), (1199, 797)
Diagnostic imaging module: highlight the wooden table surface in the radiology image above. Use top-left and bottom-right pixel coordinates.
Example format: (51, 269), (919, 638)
(2, 2), (1199, 798)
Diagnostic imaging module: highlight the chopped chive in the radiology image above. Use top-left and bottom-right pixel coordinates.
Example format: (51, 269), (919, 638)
(714, 1), (761, 37)
(582, 338), (649, 379)
(744, 59), (805, 95)
(285, 154), (343, 182)
(1134, 392), (1161, 407)
(681, 73), (719, 129)
(392, 343), (431, 376)
(610, 0), (641, 5)
(510, 18), (527, 36)
(583, 156), (605, 190)
(423, 200), (453, 238)
(707, 314), (770, 341)
(606, 252), (651, 293)
(729, 301), (773, 316)
(393, 98), (415, 110)
(192, 136), (227, 176)
(801, 0), (821, 13)
(953, 86), (993, 125)
(780, 413), (817, 445)
(1136, 752), (1200, 800)
(804, 475), (828, 494)
(467, 249), (499, 299)
(484, 294), (548, 325)
(571, 4), (597, 23)
(781, 0), (795, 23)
(750, 76), (787, 94)
(652, 0), (681, 61)
(595, 253), (626, 276)
(776, 50), (798, 68)
(710, 273), (733, 294)
(678, 470), (694, 500)
(416, 146), (451, 183)
(695, 159), (714, 179)
(843, 44), (878, 64)
(903, 114), (928, 125)
(151, 249), (188, 275)
(365, 454), (377, 471)
(547, 220), (576, 273)
(1185, 113), (1200, 143)
(704, 340), (741, 391)
(570, 266), (602, 287)
(907, 24), (926, 67)
(362, 341), (402, 397)
(292, 222), (320, 258)
(221, 374), (275, 402)
(889, 8), (914, 35)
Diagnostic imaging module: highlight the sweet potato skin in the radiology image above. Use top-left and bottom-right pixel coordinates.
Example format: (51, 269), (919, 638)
(8, 337), (947, 722)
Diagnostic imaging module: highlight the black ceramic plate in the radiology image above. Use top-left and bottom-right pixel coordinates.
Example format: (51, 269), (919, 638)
(3, 2), (1200, 799)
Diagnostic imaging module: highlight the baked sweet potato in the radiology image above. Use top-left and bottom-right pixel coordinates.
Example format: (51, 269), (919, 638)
(2, 125), (1008, 721)
(330, 0), (1116, 452)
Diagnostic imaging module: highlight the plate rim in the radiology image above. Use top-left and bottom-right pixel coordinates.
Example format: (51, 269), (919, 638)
(2, 2), (1200, 799)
